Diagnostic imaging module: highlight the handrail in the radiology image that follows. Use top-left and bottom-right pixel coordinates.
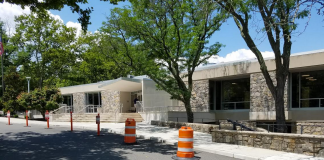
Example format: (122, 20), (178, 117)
(226, 119), (254, 131)
(115, 103), (123, 123)
(50, 104), (71, 114)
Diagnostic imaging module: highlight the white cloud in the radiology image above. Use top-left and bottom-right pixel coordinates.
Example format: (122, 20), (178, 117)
(66, 21), (82, 37)
(47, 11), (63, 22)
(207, 49), (274, 64)
(0, 2), (80, 37)
(0, 2), (30, 36)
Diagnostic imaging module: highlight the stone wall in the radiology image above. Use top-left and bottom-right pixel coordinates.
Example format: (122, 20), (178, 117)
(73, 92), (85, 112)
(179, 80), (209, 112)
(212, 130), (324, 157)
(250, 72), (288, 112)
(297, 122), (324, 135)
(151, 120), (219, 134)
(101, 90), (120, 113)
(250, 72), (289, 120)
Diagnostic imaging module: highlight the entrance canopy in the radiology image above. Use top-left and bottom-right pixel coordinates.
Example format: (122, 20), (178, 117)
(98, 77), (142, 92)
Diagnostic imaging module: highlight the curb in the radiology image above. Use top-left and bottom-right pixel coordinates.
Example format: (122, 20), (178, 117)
(100, 127), (259, 160)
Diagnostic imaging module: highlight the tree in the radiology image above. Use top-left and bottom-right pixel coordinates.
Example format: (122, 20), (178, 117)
(1, 0), (126, 31)
(215, 0), (322, 132)
(1, 66), (25, 113)
(101, 0), (227, 122)
(18, 87), (63, 119)
(13, 9), (77, 89)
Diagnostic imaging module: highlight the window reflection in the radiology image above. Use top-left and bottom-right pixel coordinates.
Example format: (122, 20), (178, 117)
(291, 70), (324, 108)
(222, 78), (250, 110)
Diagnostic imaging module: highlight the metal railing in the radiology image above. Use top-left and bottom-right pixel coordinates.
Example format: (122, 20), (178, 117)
(115, 103), (123, 123)
(168, 117), (216, 123)
(257, 123), (324, 134)
(51, 104), (73, 114)
(136, 101), (144, 112)
(143, 106), (203, 112)
(85, 105), (101, 113)
(222, 101), (250, 110)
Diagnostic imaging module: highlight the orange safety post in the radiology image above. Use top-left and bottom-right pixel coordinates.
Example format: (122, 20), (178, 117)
(25, 110), (29, 127)
(124, 118), (136, 144)
(45, 110), (50, 129)
(96, 113), (100, 136)
(7, 110), (10, 125)
(70, 111), (73, 132)
(172, 126), (199, 160)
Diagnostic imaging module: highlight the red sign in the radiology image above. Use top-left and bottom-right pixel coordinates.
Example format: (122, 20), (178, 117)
(96, 115), (100, 124)
(45, 110), (49, 120)
(7, 111), (10, 118)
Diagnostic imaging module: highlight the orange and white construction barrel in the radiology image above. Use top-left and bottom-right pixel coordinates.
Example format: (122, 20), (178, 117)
(124, 118), (136, 144)
(172, 126), (199, 160)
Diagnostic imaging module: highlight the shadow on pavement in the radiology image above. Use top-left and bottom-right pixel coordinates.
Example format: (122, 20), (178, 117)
(0, 130), (179, 160)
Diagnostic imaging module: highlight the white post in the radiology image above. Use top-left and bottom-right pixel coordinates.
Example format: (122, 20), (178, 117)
(26, 77), (31, 93)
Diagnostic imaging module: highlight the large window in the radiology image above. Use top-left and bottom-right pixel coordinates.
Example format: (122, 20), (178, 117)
(86, 92), (102, 113)
(291, 70), (324, 108)
(86, 92), (102, 106)
(210, 78), (250, 110)
(62, 95), (73, 106)
(62, 95), (73, 113)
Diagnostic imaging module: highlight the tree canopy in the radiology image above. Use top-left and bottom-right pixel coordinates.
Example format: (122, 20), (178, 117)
(100, 0), (227, 122)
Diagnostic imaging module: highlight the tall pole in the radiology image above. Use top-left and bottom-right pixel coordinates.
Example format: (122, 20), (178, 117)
(1, 30), (4, 96)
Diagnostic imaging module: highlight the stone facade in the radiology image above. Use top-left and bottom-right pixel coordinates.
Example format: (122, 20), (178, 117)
(297, 122), (324, 135)
(100, 90), (121, 113)
(250, 72), (288, 112)
(179, 80), (209, 112)
(72, 92), (86, 112)
(151, 120), (219, 134)
(212, 130), (324, 157)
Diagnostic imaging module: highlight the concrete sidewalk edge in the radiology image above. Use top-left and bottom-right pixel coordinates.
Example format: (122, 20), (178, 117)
(101, 127), (263, 160)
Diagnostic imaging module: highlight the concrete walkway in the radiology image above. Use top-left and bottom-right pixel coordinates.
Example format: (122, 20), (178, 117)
(1, 117), (323, 160)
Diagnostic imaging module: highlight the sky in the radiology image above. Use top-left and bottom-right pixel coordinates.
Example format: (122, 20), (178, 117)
(0, 1), (324, 64)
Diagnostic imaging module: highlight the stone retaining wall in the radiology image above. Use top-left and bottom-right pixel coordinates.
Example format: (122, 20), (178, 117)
(212, 130), (324, 157)
(151, 120), (219, 134)
(297, 122), (324, 135)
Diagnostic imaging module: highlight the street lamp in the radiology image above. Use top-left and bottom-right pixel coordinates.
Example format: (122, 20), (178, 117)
(26, 77), (31, 93)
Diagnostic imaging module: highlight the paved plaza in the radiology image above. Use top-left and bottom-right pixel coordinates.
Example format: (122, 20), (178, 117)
(1, 117), (324, 160)
(0, 118), (236, 160)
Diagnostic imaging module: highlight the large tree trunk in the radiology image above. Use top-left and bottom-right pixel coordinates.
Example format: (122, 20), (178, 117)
(184, 100), (194, 123)
(274, 74), (288, 133)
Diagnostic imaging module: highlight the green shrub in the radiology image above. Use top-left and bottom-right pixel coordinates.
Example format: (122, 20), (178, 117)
(13, 114), (18, 118)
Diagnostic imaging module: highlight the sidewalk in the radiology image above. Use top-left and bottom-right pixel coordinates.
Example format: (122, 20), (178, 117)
(1, 117), (323, 160)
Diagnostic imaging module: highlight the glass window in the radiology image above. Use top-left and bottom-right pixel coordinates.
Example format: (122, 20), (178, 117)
(62, 95), (73, 106)
(86, 92), (101, 106)
(209, 81), (215, 110)
(221, 78), (250, 110)
(291, 70), (324, 108)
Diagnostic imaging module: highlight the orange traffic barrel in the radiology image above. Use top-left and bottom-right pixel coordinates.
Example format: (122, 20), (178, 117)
(124, 118), (136, 144)
(172, 126), (199, 160)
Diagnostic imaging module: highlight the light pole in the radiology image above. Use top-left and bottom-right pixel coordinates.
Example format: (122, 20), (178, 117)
(26, 77), (31, 120)
(26, 77), (31, 93)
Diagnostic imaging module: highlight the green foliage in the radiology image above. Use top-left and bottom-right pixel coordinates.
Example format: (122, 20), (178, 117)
(17, 87), (63, 118)
(1, 66), (25, 112)
(12, 9), (77, 89)
(101, 0), (227, 122)
(4, 0), (126, 31)
(13, 114), (18, 118)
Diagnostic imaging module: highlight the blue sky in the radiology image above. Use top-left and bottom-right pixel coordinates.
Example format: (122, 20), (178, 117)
(50, 1), (324, 59)
(1, 1), (322, 61)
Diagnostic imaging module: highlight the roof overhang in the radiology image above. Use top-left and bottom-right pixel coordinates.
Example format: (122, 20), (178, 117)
(98, 77), (142, 92)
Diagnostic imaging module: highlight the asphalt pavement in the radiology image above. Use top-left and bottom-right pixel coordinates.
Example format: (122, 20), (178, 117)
(0, 121), (239, 160)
